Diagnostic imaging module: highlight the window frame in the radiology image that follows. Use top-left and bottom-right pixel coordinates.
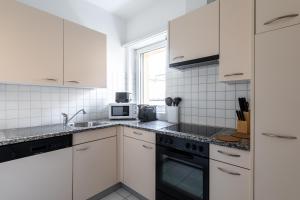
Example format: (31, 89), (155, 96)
(135, 40), (167, 108)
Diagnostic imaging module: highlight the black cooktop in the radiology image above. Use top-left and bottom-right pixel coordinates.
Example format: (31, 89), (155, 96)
(164, 123), (223, 137)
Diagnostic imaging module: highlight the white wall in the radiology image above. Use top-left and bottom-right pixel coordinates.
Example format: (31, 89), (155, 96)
(125, 0), (207, 43)
(125, 0), (185, 43)
(186, 0), (207, 12)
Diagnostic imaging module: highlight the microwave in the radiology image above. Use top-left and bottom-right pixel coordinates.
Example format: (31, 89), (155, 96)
(109, 103), (138, 120)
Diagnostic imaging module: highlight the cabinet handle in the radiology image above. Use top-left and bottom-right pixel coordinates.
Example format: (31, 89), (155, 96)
(142, 145), (153, 150)
(76, 147), (89, 151)
(262, 133), (297, 140)
(133, 131), (143, 136)
(173, 56), (184, 61)
(217, 150), (241, 158)
(264, 14), (299, 25)
(224, 73), (244, 77)
(44, 78), (58, 82)
(218, 167), (241, 176)
(67, 80), (80, 84)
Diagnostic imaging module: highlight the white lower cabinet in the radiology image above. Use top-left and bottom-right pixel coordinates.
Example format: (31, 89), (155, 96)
(210, 160), (250, 200)
(73, 136), (117, 200)
(0, 148), (72, 200)
(124, 136), (155, 200)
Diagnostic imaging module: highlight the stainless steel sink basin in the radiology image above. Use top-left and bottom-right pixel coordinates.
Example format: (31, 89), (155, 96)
(68, 121), (108, 128)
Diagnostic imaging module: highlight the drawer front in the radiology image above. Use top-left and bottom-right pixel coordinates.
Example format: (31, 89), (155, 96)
(210, 144), (250, 169)
(256, 0), (300, 33)
(123, 127), (155, 144)
(210, 160), (251, 200)
(73, 127), (117, 145)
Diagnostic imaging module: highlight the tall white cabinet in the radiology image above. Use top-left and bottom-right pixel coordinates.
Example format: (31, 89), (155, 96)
(255, 15), (300, 200)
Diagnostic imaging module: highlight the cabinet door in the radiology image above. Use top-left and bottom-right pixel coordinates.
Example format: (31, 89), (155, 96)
(169, 0), (219, 64)
(73, 137), (117, 200)
(0, 148), (72, 200)
(255, 25), (300, 200)
(64, 20), (107, 88)
(210, 160), (250, 200)
(219, 0), (253, 81)
(124, 136), (155, 200)
(0, 0), (63, 86)
(256, 0), (300, 34)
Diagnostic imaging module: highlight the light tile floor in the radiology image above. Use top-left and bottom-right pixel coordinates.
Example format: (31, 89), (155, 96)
(100, 188), (142, 200)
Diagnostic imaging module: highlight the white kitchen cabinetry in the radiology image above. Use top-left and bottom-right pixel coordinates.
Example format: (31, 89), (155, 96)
(219, 0), (253, 81)
(73, 128), (117, 200)
(255, 24), (300, 200)
(210, 144), (250, 169)
(210, 160), (250, 200)
(117, 126), (124, 183)
(0, 0), (63, 86)
(168, 0), (219, 65)
(124, 135), (155, 200)
(0, 148), (72, 200)
(64, 20), (107, 88)
(256, 0), (300, 34)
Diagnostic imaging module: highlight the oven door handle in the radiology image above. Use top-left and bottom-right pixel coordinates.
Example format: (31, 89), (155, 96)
(164, 149), (194, 161)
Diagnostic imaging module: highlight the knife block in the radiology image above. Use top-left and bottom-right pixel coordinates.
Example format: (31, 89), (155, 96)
(236, 112), (250, 134)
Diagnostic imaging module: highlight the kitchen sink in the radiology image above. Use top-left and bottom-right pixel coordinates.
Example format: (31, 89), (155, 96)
(68, 121), (108, 128)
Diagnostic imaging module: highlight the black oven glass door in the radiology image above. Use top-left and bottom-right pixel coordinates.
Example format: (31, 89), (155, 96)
(111, 106), (129, 116)
(157, 146), (209, 200)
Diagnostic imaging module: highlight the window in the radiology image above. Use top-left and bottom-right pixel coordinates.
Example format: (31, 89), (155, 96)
(136, 41), (167, 112)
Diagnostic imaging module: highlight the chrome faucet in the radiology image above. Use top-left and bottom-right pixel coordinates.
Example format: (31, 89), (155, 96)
(62, 109), (87, 125)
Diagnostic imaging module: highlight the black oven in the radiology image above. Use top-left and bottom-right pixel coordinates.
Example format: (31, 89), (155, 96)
(156, 134), (209, 200)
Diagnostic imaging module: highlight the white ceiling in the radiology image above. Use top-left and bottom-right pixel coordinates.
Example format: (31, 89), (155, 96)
(84, 0), (158, 19)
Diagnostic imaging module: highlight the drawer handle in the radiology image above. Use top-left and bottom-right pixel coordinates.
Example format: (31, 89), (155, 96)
(133, 131), (143, 136)
(142, 145), (153, 150)
(264, 14), (299, 25)
(76, 147), (89, 151)
(44, 78), (58, 82)
(224, 73), (244, 77)
(218, 167), (241, 176)
(217, 150), (241, 157)
(262, 133), (297, 140)
(67, 80), (80, 84)
(173, 56), (184, 61)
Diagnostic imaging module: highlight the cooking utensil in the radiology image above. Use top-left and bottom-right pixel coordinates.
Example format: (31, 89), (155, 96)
(173, 97), (182, 106)
(236, 110), (241, 120)
(165, 97), (173, 106)
(238, 97), (249, 112)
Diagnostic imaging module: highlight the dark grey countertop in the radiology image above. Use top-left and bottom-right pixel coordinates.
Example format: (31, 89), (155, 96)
(0, 120), (250, 151)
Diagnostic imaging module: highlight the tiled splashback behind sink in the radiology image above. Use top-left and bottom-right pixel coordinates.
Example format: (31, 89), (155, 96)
(166, 64), (250, 128)
(0, 85), (115, 130)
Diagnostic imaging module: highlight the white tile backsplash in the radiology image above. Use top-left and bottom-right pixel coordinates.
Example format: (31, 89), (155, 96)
(0, 84), (120, 129)
(166, 64), (250, 128)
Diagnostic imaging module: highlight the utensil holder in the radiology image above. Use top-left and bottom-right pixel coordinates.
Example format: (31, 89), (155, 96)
(236, 112), (250, 134)
(167, 106), (179, 123)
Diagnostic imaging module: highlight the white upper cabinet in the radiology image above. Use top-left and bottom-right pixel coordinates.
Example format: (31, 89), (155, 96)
(256, 0), (300, 33)
(255, 25), (300, 200)
(0, 0), (63, 86)
(169, 0), (219, 65)
(219, 0), (253, 81)
(64, 20), (107, 88)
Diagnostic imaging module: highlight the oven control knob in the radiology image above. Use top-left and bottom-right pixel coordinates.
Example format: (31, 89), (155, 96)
(192, 144), (197, 150)
(185, 143), (191, 149)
